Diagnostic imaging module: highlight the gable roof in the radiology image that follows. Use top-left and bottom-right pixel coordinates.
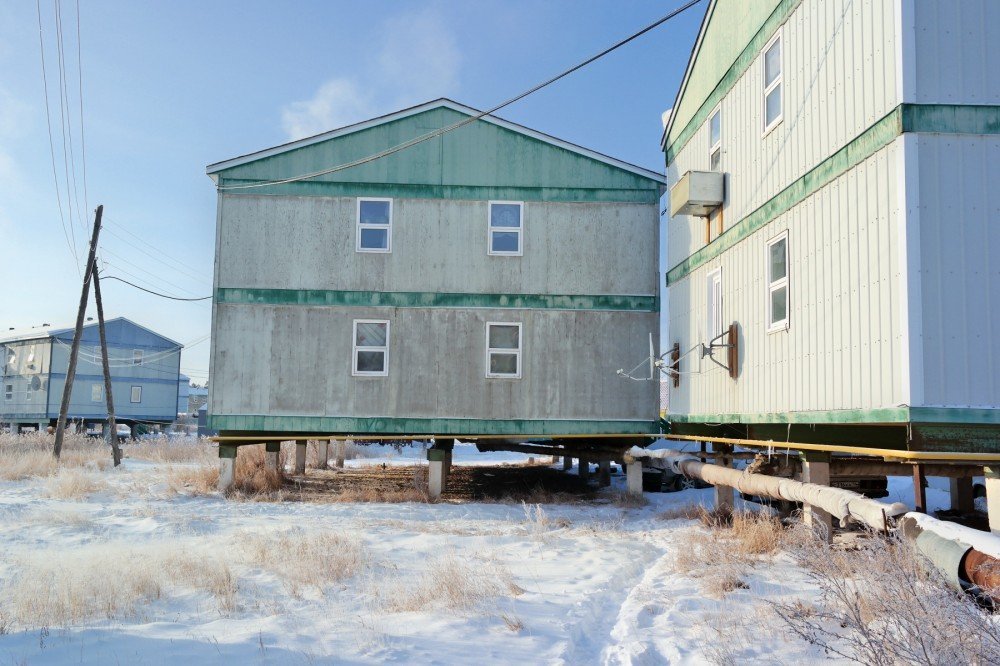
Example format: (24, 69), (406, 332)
(0, 317), (182, 348)
(207, 98), (666, 184)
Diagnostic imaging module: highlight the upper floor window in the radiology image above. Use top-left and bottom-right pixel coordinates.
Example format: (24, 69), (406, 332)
(133, 350), (143, 366)
(763, 33), (783, 133)
(352, 320), (389, 376)
(767, 232), (789, 332)
(4, 384), (12, 400)
(488, 201), (523, 256)
(130, 386), (143, 403)
(486, 322), (522, 378)
(709, 108), (722, 171)
(357, 198), (392, 253)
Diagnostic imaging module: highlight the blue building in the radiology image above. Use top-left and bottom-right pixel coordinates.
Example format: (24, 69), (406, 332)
(1, 317), (183, 433)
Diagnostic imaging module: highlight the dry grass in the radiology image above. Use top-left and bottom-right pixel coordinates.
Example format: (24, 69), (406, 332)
(656, 503), (708, 522)
(238, 529), (367, 594)
(166, 463), (220, 496)
(127, 437), (215, 464)
(379, 554), (523, 614)
(43, 468), (109, 500)
(231, 445), (284, 497)
(521, 502), (571, 532)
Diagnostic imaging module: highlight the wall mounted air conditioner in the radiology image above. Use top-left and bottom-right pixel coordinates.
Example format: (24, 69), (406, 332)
(669, 170), (724, 217)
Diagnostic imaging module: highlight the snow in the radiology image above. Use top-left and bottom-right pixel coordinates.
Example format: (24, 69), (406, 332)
(0, 443), (977, 665)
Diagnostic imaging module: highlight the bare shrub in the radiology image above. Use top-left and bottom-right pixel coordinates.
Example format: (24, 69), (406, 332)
(166, 464), (220, 496)
(238, 529), (367, 593)
(127, 437), (216, 464)
(231, 446), (284, 496)
(773, 534), (1000, 664)
(0, 449), (58, 481)
(320, 486), (429, 504)
(382, 555), (522, 613)
(656, 503), (708, 521)
(610, 491), (649, 508)
(521, 502), (571, 532)
(43, 468), (109, 500)
(702, 573), (750, 599)
(501, 613), (524, 632)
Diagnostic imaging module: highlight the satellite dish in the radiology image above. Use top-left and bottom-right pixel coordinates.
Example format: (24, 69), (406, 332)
(30, 376), (41, 391)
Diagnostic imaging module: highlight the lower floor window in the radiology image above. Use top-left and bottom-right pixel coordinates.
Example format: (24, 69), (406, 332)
(4, 384), (11, 400)
(130, 386), (142, 403)
(353, 320), (389, 376)
(487, 322), (522, 378)
(92, 384), (104, 402)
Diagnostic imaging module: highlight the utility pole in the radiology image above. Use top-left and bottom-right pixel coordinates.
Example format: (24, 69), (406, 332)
(53, 205), (103, 459)
(92, 260), (122, 466)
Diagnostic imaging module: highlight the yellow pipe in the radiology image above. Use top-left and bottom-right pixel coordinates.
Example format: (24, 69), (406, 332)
(663, 434), (1000, 463)
(210, 433), (660, 443)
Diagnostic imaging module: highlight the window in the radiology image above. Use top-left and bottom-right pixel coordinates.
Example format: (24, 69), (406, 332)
(26, 345), (35, 364)
(352, 320), (389, 376)
(488, 201), (523, 256)
(93, 346), (102, 363)
(25, 386), (32, 401)
(763, 33), (783, 133)
(709, 107), (722, 171)
(356, 198), (392, 253)
(767, 232), (789, 331)
(133, 350), (143, 366)
(92, 384), (104, 402)
(706, 269), (723, 341)
(486, 322), (522, 378)
(4, 384), (11, 400)
(130, 386), (142, 403)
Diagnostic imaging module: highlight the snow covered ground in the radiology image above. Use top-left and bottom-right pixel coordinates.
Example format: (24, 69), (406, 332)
(0, 441), (979, 664)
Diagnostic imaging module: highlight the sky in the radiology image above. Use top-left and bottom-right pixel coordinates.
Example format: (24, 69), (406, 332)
(0, 0), (705, 386)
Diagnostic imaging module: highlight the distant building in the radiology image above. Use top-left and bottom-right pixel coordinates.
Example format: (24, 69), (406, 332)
(187, 385), (208, 414)
(206, 98), (665, 443)
(662, 0), (1000, 451)
(0, 318), (183, 433)
(177, 373), (190, 416)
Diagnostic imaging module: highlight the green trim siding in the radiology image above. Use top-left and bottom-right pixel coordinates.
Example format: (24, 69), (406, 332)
(216, 288), (658, 312)
(667, 407), (1000, 426)
(664, 0), (802, 164)
(666, 104), (1000, 285)
(216, 180), (662, 204)
(208, 414), (660, 436)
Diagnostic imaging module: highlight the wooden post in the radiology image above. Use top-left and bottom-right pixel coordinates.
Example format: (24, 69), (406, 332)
(713, 444), (735, 513)
(91, 260), (122, 467)
(265, 441), (279, 471)
(316, 441), (329, 469)
(579, 457), (590, 482)
(294, 440), (307, 474)
(912, 463), (927, 513)
(562, 455), (572, 471)
(335, 440), (346, 468)
(950, 477), (975, 513)
(53, 205), (104, 459)
(598, 459), (611, 487)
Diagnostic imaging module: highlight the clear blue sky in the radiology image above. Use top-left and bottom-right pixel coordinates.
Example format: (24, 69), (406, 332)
(0, 1), (705, 385)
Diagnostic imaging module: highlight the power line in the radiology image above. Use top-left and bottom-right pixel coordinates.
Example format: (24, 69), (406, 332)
(35, 0), (79, 273)
(98, 245), (206, 297)
(74, 0), (89, 215)
(100, 275), (213, 302)
(53, 0), (86, 244)
(101, 224), (212, 284)
(103, 217), (213, 280)
(217, 0), (702, 192)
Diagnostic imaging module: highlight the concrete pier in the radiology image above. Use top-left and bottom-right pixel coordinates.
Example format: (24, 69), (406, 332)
(625, 458), (643, 497)
(294, 440), (307, 475)
(801, 452), (833, 542)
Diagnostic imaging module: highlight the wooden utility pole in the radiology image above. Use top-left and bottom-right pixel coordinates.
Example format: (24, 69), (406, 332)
(92, 260), (122, 466)
(53, 205), (104, 459)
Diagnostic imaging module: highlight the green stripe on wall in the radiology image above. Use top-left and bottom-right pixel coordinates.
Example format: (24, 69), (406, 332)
(216, 180), (662, 204)
(667, 406), (1000, 426)
(209, 414), (660, 436)
(664, 0), (803, 164)
(665, 104), (1000, 285)
(216, 288), (658, 312)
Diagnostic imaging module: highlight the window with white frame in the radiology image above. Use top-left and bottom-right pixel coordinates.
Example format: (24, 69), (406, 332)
(25, 386), (32, 401)
(133, 349), (143, 366)
(356, 198), (392, 252)
(767, 232), (789, 331)
(130, 386), (142, 403)
(486, 322), (522, 378)
(92, 383), (103, 402)
(4, 384), (12, 400)
(488, 201), (523, 256)
(352, 320), (389, 376)
(709, 108), (722, 171)
(706, 269), (723, 342)
(763, 33), (783, 132)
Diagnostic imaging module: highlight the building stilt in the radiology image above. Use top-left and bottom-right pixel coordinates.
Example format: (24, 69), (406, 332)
(579, 457), (590, 482)
(562, 455), (572, 471)
(801, 452), (833, 542)
(625, 457), (643, 497)
(294, 440), (307, 475)
(598, 459), (611, 487)
(335, 440), (346, 468)
(950, 476), (975, 513)
(985, 466), (1000, 536)
(428, 447), (447, 499)
(265, 442), (280, 472)
(713, 444), (735, 514)
(317, 441), (329, 469)
(218, 444), (237, 493)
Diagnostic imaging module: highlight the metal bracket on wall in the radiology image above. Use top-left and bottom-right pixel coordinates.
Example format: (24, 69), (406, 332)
(669, 343), (680, 387)
(701, 323), (739, 380)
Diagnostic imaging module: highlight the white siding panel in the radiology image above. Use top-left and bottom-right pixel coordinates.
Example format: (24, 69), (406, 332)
(667, 0), (899, 268)
(667, 141), (905, 417)
(910, 0), (1000, 104)
(915, 133), (1000, 408)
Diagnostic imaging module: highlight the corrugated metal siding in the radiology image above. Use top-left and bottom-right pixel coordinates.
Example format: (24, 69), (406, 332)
(668, 140), (905, 417)
(668, 0), (900, 269)
(910, 0), (1000, 105)
(914, 133), (1000, 408)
